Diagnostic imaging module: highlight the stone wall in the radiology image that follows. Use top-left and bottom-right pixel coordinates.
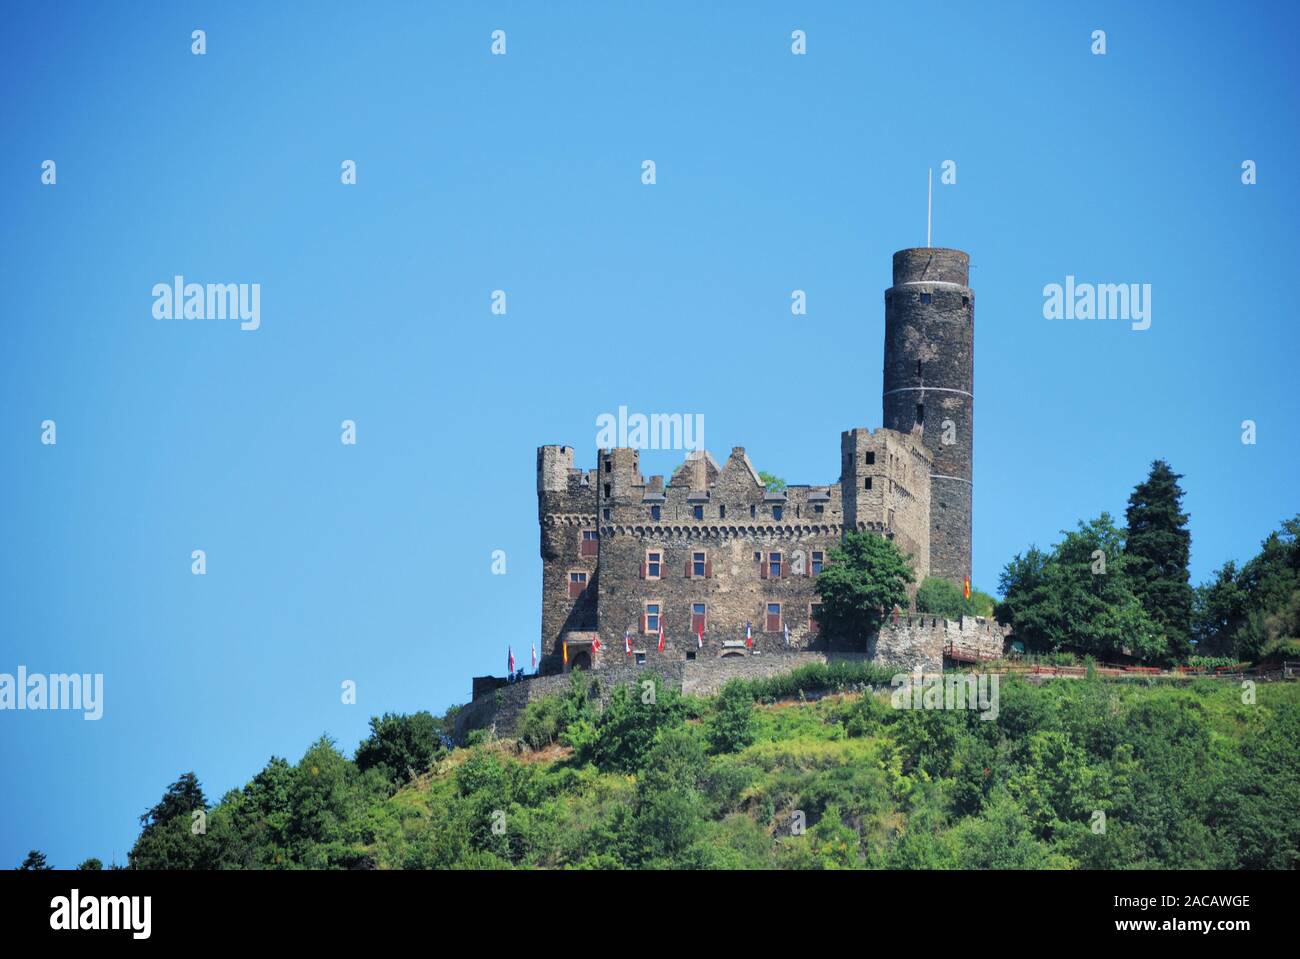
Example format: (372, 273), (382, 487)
(455, 616), (1007, 740)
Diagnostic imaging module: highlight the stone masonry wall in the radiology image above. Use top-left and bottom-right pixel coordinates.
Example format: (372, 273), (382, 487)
(457, 618), (1007, 739)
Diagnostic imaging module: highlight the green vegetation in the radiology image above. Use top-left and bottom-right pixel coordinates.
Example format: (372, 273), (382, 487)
(915, 576), (995, 619)
(107, 674), (1299, 870)
(758, 471), (786, 493)
(997, 513), (1166, 661)
(1124, 461), (1195, 660)
(1193, 517), (1300, 663)
(815, 531), (914, 641)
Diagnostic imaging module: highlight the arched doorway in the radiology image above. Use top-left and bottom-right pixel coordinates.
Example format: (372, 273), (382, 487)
(569, 651), (592, 671)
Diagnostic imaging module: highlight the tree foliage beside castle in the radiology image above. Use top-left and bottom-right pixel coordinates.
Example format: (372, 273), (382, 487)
(995, 460), (1298, 666)
(814, 531), (914, 641)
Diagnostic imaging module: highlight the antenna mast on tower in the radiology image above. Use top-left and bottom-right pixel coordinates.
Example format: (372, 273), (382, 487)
(927, 167), (933, 248)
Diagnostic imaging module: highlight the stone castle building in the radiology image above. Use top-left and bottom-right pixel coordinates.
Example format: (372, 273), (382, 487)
(533, 248), (980, 675)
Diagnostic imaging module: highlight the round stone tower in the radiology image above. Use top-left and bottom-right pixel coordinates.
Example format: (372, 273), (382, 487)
(882, 247), (973, 587)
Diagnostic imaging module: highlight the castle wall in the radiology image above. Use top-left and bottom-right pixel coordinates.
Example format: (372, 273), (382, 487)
(457, 617), (1007, 739)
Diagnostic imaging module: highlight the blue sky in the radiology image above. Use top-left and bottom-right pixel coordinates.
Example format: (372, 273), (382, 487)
(2, 1), (1297, 867)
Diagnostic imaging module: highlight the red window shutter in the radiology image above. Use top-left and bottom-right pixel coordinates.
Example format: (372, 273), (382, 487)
(640, 561), (646, 579)
(685, 559), (692, 579)
(641, 613), (647, 633)
(767, 612), (779, 632)
(760, 563), (768, 580)
(705, 559), (712, 578)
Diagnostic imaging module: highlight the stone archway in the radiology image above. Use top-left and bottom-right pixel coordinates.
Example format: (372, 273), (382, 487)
(569, 651), (592, 671)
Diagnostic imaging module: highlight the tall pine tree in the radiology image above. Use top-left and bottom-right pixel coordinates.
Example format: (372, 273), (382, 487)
(1124, 460), (1194, 660)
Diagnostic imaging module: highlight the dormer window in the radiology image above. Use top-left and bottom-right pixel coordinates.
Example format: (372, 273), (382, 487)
(693, 505), (704, 520)
(772, 505), (783, 521)
(650, 505), (661, 521)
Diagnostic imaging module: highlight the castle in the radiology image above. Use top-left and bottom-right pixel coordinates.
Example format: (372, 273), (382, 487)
(461, 247), (1004, 735)
(534, 247), (984, 669)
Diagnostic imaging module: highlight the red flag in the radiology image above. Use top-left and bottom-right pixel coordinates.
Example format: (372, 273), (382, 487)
(625, 629), (632, 656)
(657, 624), (665, 653)
(508, 646), (515, 674)
(745, 622), (753, 649)
(696, 622), (704, 649)
(592, 637), (602, 654)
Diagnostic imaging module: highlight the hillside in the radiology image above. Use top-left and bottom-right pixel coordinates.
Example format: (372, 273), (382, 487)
(123, 665), (1300, 870)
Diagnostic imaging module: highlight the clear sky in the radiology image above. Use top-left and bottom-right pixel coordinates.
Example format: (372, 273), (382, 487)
(2, 1), (1297, 868)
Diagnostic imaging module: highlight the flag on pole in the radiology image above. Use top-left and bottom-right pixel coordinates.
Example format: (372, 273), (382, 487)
(784, 623), (791, 647)
(508, 646), (515, 674)
(745, 621), (753, 649)
(592, 637), (602, 654)
(531, 644), (537, 670)
(696, 622), (704, 649)
(657, 623), (665, 653)
(964, 577), (972, 600)
(625, 628), (632, 656)
(562, 641), (568, 667)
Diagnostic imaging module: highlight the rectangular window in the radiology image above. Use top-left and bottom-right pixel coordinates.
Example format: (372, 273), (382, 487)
(603, 508), (611, 521)
(691, 602), (706, 634)
(811, 551), (824, 575)
(580, 529), (599, 557)
(769, 552), (782, 579)
(635, 651), (647, 665)
(916, 403), (925, 426)
(645, 550), (662, 580)
(766, 603), (782, 633)
(650, 504), (661, 521)
(772, 505), (783, 521)
(567, 571), (588, 599)
(719, 505), (726, 519)
(865, 477), (873, 490)
(814, 503), (824, 514)
(644, 602), (661, 633)
(692, 551), (707, 578)
(916, 359), (922, 377)
(809, 603), (822, 635)
(693, 505), (704, 520)
(920, 292), (932, 304)
(865, 451), (875, 465)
